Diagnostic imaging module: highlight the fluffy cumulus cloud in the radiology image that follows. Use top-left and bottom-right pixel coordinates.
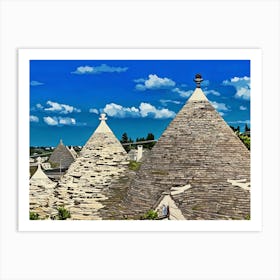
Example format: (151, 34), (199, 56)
(222, 76), (250, 100)
(44, 101), (81, 114)
(103, 102), (175, 119)
(135, 74), (176, 91)
(103, 103), (140, 118)
(72, 64), (128, 74)
(210, 101), (230, 113)
(172, 88), (193, 98)
(43, 116), (58, 126)
(204, 89), (221, 96)
(139, 103), (175, 119)
(89, 108), (99, 114)
(30, 80), (44, 86)
(30, 115), (39, 122)
(43, 116), (76, 126)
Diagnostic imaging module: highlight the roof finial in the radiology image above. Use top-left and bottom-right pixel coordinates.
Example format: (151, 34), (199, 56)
(37, 156), (42, 165)
(99, 113), (107, 121)
(194, 74), (203, 88)
(60, 139), (63, 145)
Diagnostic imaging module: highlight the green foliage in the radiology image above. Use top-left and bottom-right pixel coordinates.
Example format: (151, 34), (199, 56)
(120, 132), (133, 152)
(230, 125), (250, 150)
(238, 134), (250, 150)
(245, 123), (250, 132)
(142, 210), (158, 220)
(57, 207), (71, 220)
(128, 161), (141, 171)
(30, 212), (40, 220)
(121, 132), (129, 143)
(120, 132), (156, 152)
(245, 214), (250, 220)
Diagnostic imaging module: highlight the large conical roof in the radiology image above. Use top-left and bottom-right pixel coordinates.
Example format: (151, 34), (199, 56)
(48, 139), (75, 169)
(124, 76), (250, 220)
(53, 114), (129, 220)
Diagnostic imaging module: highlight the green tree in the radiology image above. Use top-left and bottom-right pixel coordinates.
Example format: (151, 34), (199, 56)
(120, 132), (128, 143)
(145, 133), (155, 149)
(245, 123), (250, 132)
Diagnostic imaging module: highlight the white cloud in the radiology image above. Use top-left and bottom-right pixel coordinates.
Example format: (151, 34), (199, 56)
(135, 74), (175, 91)
(30, 115), (39, 122)
(43, 116), (77, 126)
(228, 120), (250, 125)
(160, 99), (182, 105)
(103, 102), (175, 119)
(58, 117), (76, 125)
(210, 101), (230, 112)
(204, 89), (221, 96)
(30, 80), (44, 86)
(240, 105), (247, 111)
(36, 103), (43, 109)
(43, 116), (58, 126)
(44, 101), (81, 114)
(72, 64), (128, 74)
(139, 103), (175, 119)
(89, 108), (99, 114)
(235, 87), (250, 100)
(201, 80), (210, 87)
(103, 103), (140, 118)
(222, 76), (250, 100)
(172, 87), (193, 98)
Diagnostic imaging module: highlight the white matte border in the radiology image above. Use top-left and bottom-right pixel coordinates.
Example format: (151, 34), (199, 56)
(18, 48), (262, 232)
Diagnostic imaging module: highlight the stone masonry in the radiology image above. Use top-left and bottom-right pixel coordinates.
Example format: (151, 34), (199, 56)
(53, 114), (130, 220)
(123, 79), (250, 220)
(49, 139), (76, 169)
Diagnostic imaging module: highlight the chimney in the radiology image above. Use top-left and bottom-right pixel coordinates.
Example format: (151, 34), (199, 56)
(136, 145), (143, 162)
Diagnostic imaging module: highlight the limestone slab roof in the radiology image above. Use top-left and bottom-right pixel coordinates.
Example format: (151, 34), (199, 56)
(49, 139), (75, 169)
(122, 81), (251, 220)
(53, 114), (129, 220)
(30, 160), (57, 219)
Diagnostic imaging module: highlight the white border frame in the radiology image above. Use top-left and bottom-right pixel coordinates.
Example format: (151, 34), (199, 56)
(18, 48), (262, 232)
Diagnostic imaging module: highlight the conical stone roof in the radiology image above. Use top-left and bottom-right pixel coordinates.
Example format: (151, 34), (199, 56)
(48, 139), (75, 169)
(30, 157), (57, 219)
(53, 114), (129, 220)
(124, 75), (250, 220)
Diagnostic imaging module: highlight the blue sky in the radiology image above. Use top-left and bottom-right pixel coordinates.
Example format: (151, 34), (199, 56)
(30, 60), (250, 146)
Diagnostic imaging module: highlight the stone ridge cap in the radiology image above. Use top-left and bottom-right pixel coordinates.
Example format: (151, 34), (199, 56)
(94, 120), (114, 134)
(187, 87), (209, 102)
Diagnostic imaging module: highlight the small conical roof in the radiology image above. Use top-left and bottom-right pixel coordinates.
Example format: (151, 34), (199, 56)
(124, 75), (250, 220)
(31, 157), (49, 180)
(54, 114), (129, 220)
(49, 139), (75, 169)
(30, 157), (57, 219)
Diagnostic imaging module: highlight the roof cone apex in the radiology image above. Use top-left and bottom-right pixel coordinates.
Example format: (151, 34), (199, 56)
(188, 87), (208, 102)
(31, 162), (49, 180)
(94, 114), (113, 134)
